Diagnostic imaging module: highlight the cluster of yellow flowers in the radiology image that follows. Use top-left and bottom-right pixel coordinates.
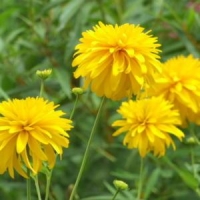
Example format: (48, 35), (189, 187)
(0, 21), (200, 178)
(72, 22), (200, 157)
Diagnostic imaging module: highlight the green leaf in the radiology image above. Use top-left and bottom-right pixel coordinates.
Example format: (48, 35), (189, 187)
(144, 168), (161, 199)
(58, 0), (85, 31)
(0, 88), (10, 100)
(177, 168), (199, 190)
(163, 156), (198, 190)
(81, 196), (113, 200)
(6, 28), (25, 44)
(54, 68), (72, 98)
(178, 32), (199, 57)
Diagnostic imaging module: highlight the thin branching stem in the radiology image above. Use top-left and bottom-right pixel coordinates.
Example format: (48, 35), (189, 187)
(69, 97), (106, 200)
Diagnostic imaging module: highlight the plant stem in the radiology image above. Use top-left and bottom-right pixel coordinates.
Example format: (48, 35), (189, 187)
(96, 0), (106, 22)
(27, 169), (31, 200)
(112, 189), (120, 200)
(190, 124), (200, 145)
(34, 175), (42, 200)
(137, 158), (144, 200)
(69, 97), (106, 200)
(39, 80), (44, 97)
(70, 94), (79, 120)
(190, 147), (195, 176)
(45, 169), (53, 200)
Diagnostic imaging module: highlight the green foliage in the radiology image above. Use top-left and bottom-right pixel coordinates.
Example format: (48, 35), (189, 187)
(0, 0), (200, 199)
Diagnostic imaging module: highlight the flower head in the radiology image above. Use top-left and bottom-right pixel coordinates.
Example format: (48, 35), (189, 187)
(0, 97), (73, 178)
(112, 97), (184, 157)
(147, 55), (200, 124)
(72, 22), (161, 100)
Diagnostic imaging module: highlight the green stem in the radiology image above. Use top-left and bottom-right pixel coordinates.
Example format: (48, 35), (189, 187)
(96, 0), (106, 22)
(189, 124), (197, 176)
(190, 127), (200, 145)
(137, 158), (144, 200)
(34, 175), (42, 200)
(29, 0), (34, 23)
(115, 0), (125, 24)
(70, 94), (79, 120)
(45, 169), (53, 200)
(112, 189), (120, 200)
(190, 147), (195, 176)
(27, 169), (31, 200)
(69, 97), (106, 200)
(39, 80), (44, 97)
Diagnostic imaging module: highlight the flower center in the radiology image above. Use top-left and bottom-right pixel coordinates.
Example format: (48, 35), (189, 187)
(170, 81), (182, 93)
(109, 46), (124, 54)
(23, 126), (34, 131)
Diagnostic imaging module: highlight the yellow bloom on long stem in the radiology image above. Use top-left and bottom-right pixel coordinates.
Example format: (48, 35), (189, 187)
(147, 55), (200, 124)
(112, 97), (184, 157)
(72, 22), (161, 100)
(0, 97), (73, 178)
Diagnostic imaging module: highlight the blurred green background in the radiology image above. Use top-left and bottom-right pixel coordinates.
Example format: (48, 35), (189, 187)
(0, 0), (200, 199)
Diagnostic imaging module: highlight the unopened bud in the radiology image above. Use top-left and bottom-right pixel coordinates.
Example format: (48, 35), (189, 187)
(36, 69), (52, 80)
(186, 137), (197, 145)
(72, 87), (84, 95)
(113, 180), (128, 190)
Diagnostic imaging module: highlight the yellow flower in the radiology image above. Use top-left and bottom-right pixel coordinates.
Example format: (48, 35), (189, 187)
(112, 97), (184, 157)
(0, 97), (73, 178)
(147, 55), (200, 124)
(72, 22), (161, 100)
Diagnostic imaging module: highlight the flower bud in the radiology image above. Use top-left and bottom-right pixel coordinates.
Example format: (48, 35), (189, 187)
(113, 180), (128, 190)
(185, 137), (197, 145)
(36, 69), (52, 80)
(72, 87), (84, 95)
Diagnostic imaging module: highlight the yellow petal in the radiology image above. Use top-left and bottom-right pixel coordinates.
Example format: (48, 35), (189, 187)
(44, 145), (56, 168)
(16, 132), (28, 153)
